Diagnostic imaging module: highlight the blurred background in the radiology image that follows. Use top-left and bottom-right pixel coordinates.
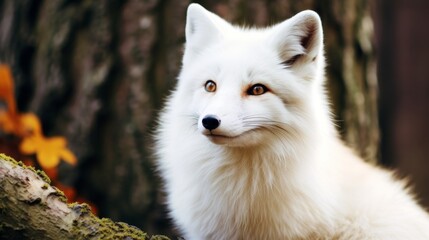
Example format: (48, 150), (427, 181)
(0, 0), (428, 237)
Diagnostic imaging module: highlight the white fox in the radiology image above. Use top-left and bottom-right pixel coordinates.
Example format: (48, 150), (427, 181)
(155, 3), (429, 239)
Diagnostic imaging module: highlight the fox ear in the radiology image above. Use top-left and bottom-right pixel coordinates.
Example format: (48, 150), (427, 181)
(183, 4), (231, 64)
(271, 10), (323, 67)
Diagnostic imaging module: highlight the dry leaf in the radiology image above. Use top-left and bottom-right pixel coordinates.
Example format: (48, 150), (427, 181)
(19, 113), (43, 135)
(0, 110), (18, 134)
(0, 65), (17, 115)
(20, 134), (77, 169)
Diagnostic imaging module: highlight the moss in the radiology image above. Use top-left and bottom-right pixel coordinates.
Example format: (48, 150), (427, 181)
(0, 153), (20, 165)
(50, 186), (68, 203)
(35, 169), (51, 184)
(71, 212), (147, 239)
(0, 154), (51, 184)
(68, 202), (92, 216)
(67, 202), (171, 239)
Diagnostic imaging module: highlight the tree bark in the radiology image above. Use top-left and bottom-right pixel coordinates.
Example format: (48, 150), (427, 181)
(0, 0), (378, 237)
(0, 154), (169, 240)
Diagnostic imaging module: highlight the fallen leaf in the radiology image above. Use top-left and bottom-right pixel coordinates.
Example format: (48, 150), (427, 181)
(0, 65), (17, 115)
(20, 134), (77, 169)
(0, 111), (41, 136)
(20, 135), (41, 155)
(0, 110), (18, 134)
(59, 148), (77, 166)
(19, 113), (43, 135)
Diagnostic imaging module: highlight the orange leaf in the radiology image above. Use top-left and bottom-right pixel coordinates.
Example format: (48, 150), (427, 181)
(37, 144), (61, 169)
(19, 113), (43, 136)
(21, 134), (76, 169)
(0, 65), (17, 116)
(48, 136), (67, 148)
(0, 112), (42, 137)
(0, 65), (14, 95)
(60, 148), (77, 166)
(20, 135), (40, 154)
(0, 110), (17, 133)
(0, 65), (80, 171)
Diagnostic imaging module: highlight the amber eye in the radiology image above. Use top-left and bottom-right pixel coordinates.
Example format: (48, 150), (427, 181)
(247, 84), (268, 96)
(205, 80), (217, 92)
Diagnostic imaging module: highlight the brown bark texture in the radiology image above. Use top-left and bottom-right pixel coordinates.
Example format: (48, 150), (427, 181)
(0, 154), (169, 240)
(0, 0), (378, 237)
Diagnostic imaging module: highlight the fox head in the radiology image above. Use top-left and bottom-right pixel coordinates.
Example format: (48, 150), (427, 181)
(172, 4), (332, 148)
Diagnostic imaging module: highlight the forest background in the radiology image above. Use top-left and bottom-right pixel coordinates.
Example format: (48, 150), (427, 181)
(0, 0), (428, 237)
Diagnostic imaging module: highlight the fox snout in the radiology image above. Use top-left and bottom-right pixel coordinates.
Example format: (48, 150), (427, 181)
(202, 115), (221, 130)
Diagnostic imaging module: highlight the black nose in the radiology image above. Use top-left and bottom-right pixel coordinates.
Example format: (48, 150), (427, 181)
(202, 115), (221, 130)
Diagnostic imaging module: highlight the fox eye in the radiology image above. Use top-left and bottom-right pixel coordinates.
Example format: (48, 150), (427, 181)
(247, 84), (268, 96)
(205, 80), (217, 92)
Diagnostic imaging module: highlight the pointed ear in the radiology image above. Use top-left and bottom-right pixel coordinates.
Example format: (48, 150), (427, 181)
(183, 4), (232, 64)
(270, 10), (323, 67)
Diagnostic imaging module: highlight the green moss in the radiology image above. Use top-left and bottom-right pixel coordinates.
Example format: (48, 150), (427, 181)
(71, 212), (146, 239)
(0, 154), (51, 184)
(35, 169), (51, 184)
(68, 202), (92, 216)
(50, 186), (68, 203)
(66, 202), (170, 239)
(68, 201), (172, 239)
(0, 153), (19, 165)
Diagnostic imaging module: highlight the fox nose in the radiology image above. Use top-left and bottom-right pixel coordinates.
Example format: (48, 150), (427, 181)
(202, 115), (221, 130)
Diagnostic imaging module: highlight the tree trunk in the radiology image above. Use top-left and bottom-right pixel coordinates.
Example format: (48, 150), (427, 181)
(0, 0), (378, 237)
(0, 154), (168, 240)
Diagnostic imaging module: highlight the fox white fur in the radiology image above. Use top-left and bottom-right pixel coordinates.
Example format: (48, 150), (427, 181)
(155, 3), (429, 239)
